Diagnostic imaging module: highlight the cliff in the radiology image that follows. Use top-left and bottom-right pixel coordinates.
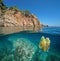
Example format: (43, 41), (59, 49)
(41, 24), (48, 28)
(0, 1), (42, 34)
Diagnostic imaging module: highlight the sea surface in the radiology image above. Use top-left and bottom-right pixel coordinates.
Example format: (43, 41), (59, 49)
(0, 27), (60, 61)
(41, 27), (60, 35)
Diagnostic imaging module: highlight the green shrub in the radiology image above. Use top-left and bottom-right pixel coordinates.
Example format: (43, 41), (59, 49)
(20, 10), (31, 16)
(0, 0), (7, 15)
(0, 0), (3, 3)
(0, 0), (7, 10)
(9, 6), (19, 11)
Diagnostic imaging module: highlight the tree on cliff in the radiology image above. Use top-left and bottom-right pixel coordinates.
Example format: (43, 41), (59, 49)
(0, 0), (7, 15)
(0, 0), (7, 10)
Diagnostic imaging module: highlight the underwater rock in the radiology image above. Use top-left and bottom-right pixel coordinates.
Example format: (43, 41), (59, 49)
(13, 38), (37, 61)
(39, 36), (50, 52)
(0, 38), (38, 61)
(1, 54), (14, 61)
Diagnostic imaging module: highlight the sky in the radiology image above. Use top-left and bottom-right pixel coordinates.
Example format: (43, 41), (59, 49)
(3, 0), (60, 26)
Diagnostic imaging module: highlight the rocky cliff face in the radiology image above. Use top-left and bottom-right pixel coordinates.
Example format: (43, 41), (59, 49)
(0, 9), (42, 34)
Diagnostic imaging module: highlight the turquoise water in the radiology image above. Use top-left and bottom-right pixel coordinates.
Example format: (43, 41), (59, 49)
(0, 27), (60, 61)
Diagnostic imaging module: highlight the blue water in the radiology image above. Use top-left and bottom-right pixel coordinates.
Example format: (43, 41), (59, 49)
(0, 27), (60, 61)
(41, 27), (60, 35)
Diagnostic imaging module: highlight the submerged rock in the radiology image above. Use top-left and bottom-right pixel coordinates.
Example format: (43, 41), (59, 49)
(13, 38), (37, 61)
(0, 38), (38, 61)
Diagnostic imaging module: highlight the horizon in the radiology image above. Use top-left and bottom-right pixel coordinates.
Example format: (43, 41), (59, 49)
(3, 0), (60, 26)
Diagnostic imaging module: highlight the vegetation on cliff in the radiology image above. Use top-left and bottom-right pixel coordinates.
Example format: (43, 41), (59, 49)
(0, 0), (7, 15)
(0, 0), (32, 17)
(0, 0), (7, 9)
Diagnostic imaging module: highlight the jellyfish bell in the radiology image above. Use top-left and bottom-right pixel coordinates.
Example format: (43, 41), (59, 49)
(39, 36), (51, 52)
(39, 36), (46, 49)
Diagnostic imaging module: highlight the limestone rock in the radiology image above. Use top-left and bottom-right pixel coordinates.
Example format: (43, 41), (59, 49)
(0, 9), (42, 34)
(13, 38), (37, 61)
(0, 38), (37, 61)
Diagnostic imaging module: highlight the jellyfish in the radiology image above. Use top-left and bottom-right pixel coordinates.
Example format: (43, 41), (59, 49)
(39, 36), (46, 50)
(39, 36), (50, 52)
